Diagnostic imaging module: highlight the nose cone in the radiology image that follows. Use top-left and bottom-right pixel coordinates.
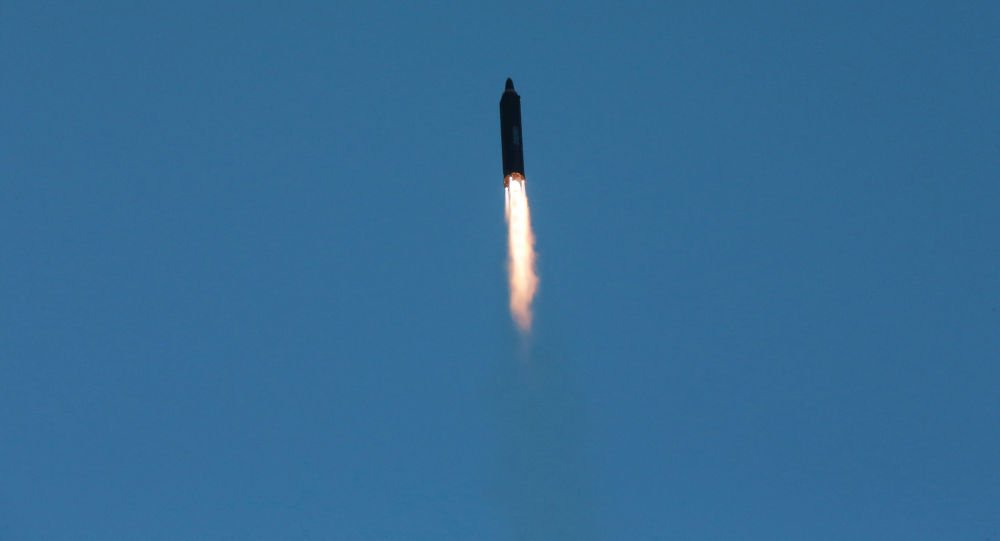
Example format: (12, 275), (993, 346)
(505, 78), (515, 91)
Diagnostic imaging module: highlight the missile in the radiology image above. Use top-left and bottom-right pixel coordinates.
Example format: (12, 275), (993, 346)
(499, 78), (525, 188)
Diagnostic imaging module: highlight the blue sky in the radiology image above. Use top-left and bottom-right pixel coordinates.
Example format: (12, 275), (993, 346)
(2, 2), (998, 539)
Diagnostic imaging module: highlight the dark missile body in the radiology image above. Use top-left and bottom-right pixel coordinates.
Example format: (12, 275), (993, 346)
(499, 78), (525, 187)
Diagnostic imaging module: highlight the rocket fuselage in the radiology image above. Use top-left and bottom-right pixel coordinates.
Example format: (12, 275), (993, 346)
(499, 78), (525, 187)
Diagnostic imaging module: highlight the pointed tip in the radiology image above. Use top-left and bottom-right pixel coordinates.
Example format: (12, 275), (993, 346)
(505, 78), (515, 91)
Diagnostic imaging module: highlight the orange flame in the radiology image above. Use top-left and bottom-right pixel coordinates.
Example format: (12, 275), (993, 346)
(505, 175), (538, 333)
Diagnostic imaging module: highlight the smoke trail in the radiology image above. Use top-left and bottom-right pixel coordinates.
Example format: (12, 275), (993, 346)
(504, 175), (539, 333)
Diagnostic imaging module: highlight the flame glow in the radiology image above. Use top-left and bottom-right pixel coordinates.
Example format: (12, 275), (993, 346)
(504, 175), (538, 333)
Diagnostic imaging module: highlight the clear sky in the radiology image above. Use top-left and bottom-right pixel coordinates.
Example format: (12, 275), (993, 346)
(2, 2), (998, 539)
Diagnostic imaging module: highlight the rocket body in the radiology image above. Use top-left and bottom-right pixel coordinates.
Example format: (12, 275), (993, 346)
(499, 78), (525, 187)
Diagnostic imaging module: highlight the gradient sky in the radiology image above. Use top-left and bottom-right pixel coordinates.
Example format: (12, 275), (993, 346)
(2, 2), (998, 539)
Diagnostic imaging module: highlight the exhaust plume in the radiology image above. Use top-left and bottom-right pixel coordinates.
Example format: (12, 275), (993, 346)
(504, 174), (538, 333)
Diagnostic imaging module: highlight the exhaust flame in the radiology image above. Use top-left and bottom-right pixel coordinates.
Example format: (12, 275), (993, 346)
(504, 175), (538, 333)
